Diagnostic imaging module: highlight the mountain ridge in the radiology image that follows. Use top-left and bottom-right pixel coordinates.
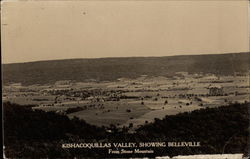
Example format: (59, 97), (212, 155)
(3, 52), (250, 85)
(3, 52), (249, 65)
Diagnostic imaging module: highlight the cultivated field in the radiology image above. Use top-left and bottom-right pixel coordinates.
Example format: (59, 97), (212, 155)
(3, 73), (249, 129)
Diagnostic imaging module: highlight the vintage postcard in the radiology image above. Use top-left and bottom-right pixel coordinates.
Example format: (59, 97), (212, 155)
(1, 0), (249, 158)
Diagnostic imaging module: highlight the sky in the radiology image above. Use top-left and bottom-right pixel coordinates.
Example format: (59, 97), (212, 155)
(1, 0), (249, 64)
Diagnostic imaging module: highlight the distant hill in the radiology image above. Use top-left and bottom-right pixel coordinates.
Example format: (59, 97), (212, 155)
(2, 52), (250, 85)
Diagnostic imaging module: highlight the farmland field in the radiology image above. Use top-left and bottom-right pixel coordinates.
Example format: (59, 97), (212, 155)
(3, 73), (249, 130)
(67, 101), (151, 126)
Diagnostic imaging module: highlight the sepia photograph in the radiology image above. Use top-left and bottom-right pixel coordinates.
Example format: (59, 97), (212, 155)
(1, 0), (250, 158)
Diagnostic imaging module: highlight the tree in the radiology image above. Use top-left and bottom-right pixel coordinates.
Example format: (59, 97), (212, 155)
(126, 109), (131, 113)
(129, 123), (133, 128)
(164, 100), (168, 105)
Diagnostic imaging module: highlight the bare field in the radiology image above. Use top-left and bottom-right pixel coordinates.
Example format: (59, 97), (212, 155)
(121, 104), (202, 129)
(67, 101), (151, 127)
(6, 95), (56, 106)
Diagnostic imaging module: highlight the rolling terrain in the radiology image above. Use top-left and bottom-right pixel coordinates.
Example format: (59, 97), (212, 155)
(4, 102), (249, 158)
(3, 52), (249, 85)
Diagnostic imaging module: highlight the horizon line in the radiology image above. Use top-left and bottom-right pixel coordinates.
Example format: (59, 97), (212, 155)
(2, 51), (250, 65)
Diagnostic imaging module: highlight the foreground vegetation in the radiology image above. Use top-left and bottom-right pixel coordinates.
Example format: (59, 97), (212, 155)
(4, 102), (249, 158)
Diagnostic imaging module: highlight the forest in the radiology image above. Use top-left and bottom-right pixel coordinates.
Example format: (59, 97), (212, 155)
(3, 52), (249, 85)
